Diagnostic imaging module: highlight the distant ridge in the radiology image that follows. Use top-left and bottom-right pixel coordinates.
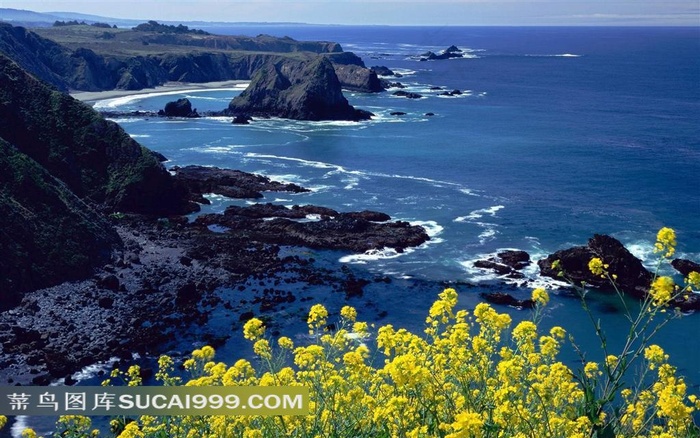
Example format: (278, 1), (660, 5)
(0, 8), (309, 28)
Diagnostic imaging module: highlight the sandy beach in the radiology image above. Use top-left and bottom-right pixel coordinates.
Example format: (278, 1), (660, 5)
(71, 80), (250, 104)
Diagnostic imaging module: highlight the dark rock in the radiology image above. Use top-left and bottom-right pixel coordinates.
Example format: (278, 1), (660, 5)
(175, 282), (199, 306)
(538, 234), (652, 298)
(473, 250), (531, 278)
(430, 86), (443, 90)
(393, 90), (423, 99)
(323, 52), (383, 93)
(150, 151), (168, 162)
(98, 296), (114, 309)
(390, 111), (406, 116)
(344, 277), (370, 298)
(172, 165), (309, 203)
(232, 114), (252, 124)
(197, 204), (428, 253)
(671, 259), (700, 277)
(238, 312), (255, 322)
(226, 57), (372, 121)
(64, 374), (77, 385)
(497, 250), (531, 270)
(162, 98), (199, 118)
(385, 81), (405, 89)
(370, 66), (395, 76)
(98, 275), (120, 291)
(480, 292), (535, 309)
(474, 260), (513, 276)
(425, 113), (435, 117)
(421, 46), (465, 61)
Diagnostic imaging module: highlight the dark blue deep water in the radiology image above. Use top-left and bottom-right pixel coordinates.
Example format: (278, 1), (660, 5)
(23, 27), (690, 436)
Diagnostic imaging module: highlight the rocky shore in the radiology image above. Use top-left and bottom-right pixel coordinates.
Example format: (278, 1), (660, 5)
(0, 165), (430, 386)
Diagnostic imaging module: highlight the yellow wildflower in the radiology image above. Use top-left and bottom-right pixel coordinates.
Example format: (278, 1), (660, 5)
(649, 276), (675, 306)
(243, 318), (265, 341)
(0, 416), (6, 430)
(644, 344), (668, 369)
(447, 411), (484, 438)
(340, 305), (357, 321)
(278, 336), (294, 350)
(588, 257), (608, 277)
(532, 288), (549, 306)
(654, 227), (676, 257)
(584, 362), (601, 379)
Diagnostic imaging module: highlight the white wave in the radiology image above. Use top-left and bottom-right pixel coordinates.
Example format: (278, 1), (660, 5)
(71, 357), (121, 383)
(478, 227), (498, 244)
(390, 68), (418, 76)
(273, 198), (292, 202)
(105, 117), (143, 124)
(129, 134), (151, 138)
(411, 220), (444, 239)
(339, 247), (408, 264)
(455, 205), (505, 222)
(93, 86), (248, 110)
(244, 153), (479, 196)
(193, 146), (241, 154)
(524, 53), (581, 58)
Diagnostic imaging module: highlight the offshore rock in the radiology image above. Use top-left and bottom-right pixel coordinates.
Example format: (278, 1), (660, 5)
(160, 98), (199, 117)
(671, 258), (700, 277)
(538, 234), (652, 298)
(226, 57), (372, 121)
(480, 292), (535, 309)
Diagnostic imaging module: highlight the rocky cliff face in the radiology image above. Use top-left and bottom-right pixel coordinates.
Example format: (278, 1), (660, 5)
(0, 54), (192, 214)
(226, 56), (372, 121)
(0, 138), (120, 309)
(0, 53), (196, 305)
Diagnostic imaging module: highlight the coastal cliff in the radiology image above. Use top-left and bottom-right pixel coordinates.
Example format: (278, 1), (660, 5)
(0, 53), (194, 302)
(0, 22), (381, 94)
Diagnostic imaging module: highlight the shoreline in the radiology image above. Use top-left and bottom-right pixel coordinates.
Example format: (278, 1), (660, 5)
(70, 80), (250, 104)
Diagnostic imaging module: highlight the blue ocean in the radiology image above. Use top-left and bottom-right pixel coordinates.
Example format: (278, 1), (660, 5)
(11, 27), (695, 436)
(94, 25), (700, 381)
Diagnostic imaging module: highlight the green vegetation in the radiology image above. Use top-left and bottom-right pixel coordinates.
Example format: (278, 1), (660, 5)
(132, 21), (209, 35)
(6, 228), (697, 437)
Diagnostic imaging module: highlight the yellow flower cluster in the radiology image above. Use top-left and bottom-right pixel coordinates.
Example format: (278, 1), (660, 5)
(110, 288), (695, 438)
(0, 416), (5, 430)
(654, 227), (677, 258)
(650, 276), (676, 307)
(588, 257), (608, 277)
(243, 318), (265, 341)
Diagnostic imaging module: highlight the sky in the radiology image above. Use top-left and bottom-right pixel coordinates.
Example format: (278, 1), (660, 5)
(1, 0), (699, 26)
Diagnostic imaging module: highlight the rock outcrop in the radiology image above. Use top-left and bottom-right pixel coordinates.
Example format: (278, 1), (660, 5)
(538, 234), (652, 298)
(474, 250), (531, 279)
(671, 259), (700, 277)
(420, 45), (467, 61)
(160, 98), (199, 117)
(195, 204), (428, 253)
(226, 57), (372, 121)
(171, 165), (309, 203)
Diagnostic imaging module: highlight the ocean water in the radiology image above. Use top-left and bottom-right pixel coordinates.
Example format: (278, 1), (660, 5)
(36, 26), (696, 432)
